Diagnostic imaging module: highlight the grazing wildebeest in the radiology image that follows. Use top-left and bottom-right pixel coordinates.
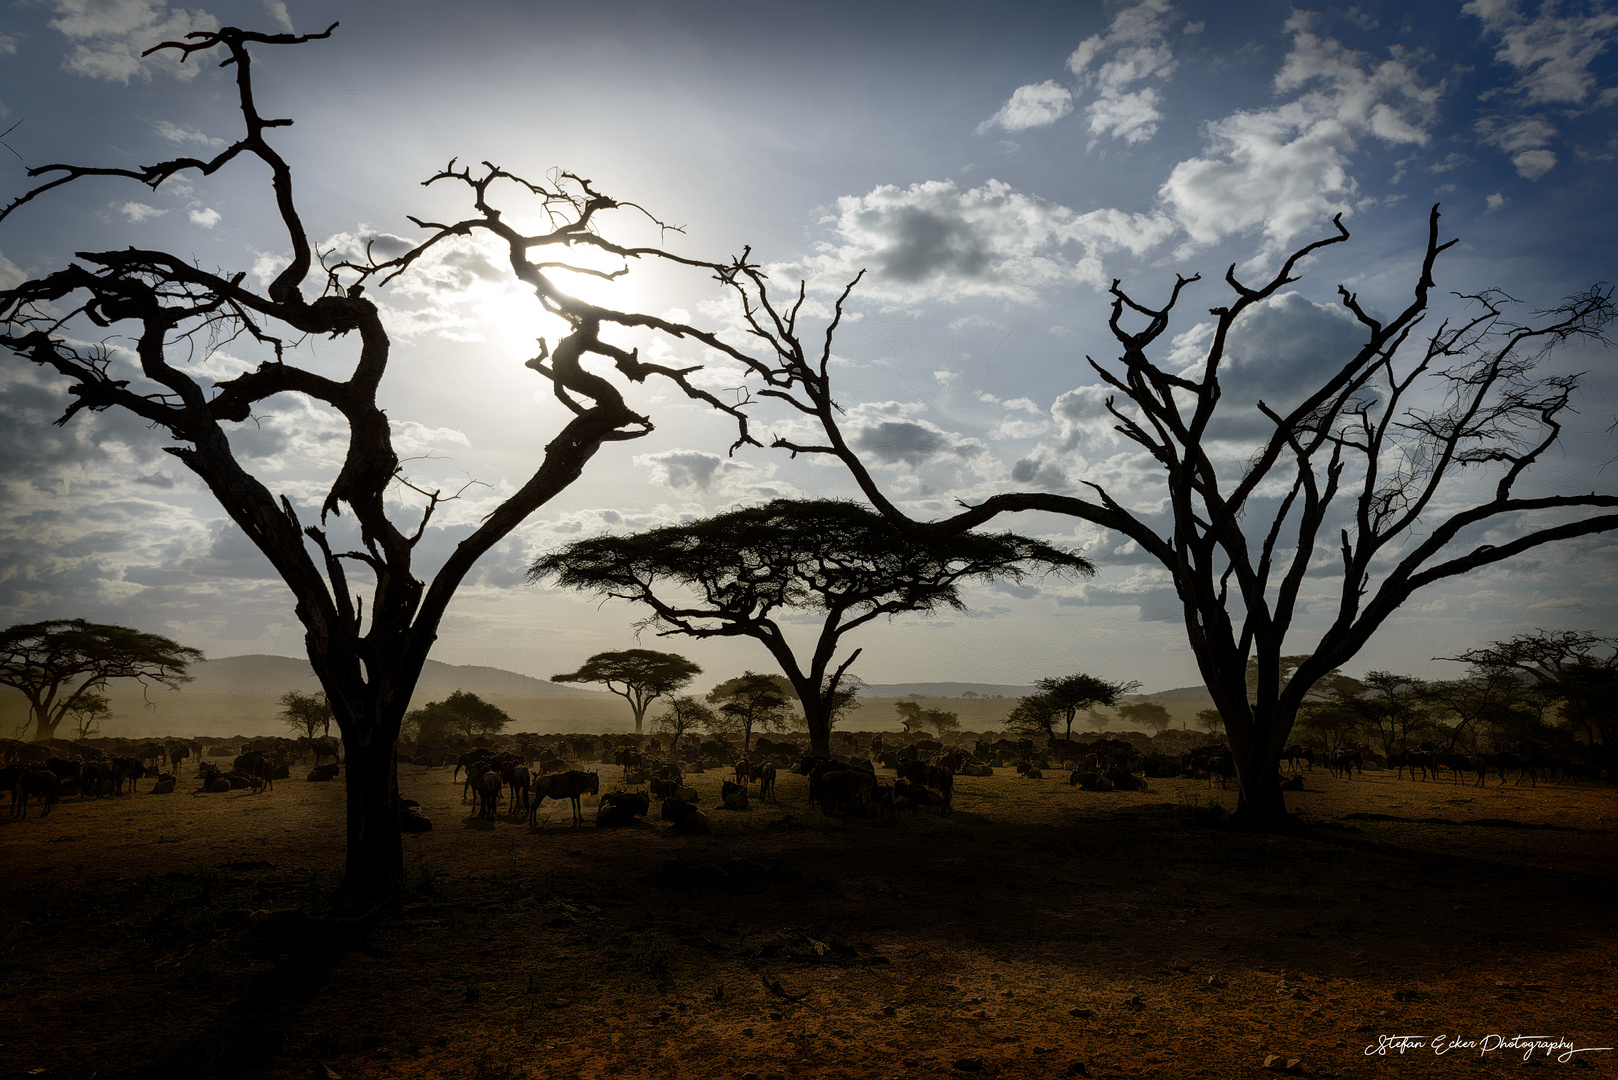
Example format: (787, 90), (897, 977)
(80, 760), (116, 798)
(233, 752), (276, 793)
(530, 770), (600, 826)
(1326, 749), (1362, 780)
(112, 756), (146, 795)
(504, 764), (532, 817)
(474, 769), (502, 820)
(1280, 745), (1314, 771)
(757, 762), (777, 799)
(16, 767), (60, 817)
(167, 741), (192, 775)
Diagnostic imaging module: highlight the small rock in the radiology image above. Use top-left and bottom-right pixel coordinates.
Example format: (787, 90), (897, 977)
(1262, 1054), (1305, 1074)
(742, 1027), (754, 1036)
(953, 1058), (983, 1072)
(1069, 1007), (1095, 1018)
(1063, 1063), (1090, 1078)
(882, 1005), (897, 1016)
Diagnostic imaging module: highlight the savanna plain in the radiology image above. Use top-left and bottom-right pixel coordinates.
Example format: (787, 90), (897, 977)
(3, 757), (1614, 1080)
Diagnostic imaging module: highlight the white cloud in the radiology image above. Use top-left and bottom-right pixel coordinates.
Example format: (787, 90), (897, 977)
(152, 119), (225, 147)
(1068, 0), (1179, 144)
(0, 32), (18, 56)
(49, 1), (221, 84)
(975, 80), (1073, 134)
(1511, 148), (1558, 178)
(632, 449), (791, 502)
(119, 201), (166, 222)
(0, 250), (23, 290)
(1465, 0), (1618, 106)
(844, 402), (988, 469)
(188, 207), (220, 228)
(976, 1), (1179, 144)
(1464, 0), (1618, 180)
(263, 1), (294, 33)
(797, 178), (1173, 302)
(1160, 11), (1440, 253)
(1486, 191), (1508, 211)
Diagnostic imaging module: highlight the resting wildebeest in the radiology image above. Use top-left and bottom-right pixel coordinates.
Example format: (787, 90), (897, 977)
(595, 789), (649, 827)
(720, 780), (749, 811)
(660, 797), (710, 834)
(310, 735), (341, 767)
(530, 770), (601, 826)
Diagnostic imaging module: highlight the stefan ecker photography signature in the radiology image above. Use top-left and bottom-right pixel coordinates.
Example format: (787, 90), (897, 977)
(1365, 1034), (1614, 1063)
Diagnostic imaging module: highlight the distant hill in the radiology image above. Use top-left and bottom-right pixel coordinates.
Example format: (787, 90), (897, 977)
(0, 656), (1217, 740)
(861, 682), (1036, 699)
(187, 654), (606, 700)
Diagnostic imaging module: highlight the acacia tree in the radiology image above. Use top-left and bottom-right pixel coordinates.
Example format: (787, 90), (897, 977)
(551, 649), (702, 734)
(653, 694), (715, 753)
(67, 693), (112, 741)
(0, 620), (201, 741)
(279, 690), (334, 740)
(895, 699), (960, 736)
(1116, 701), (1172, 734)
(0, 25), (770, 905)
(712, 208), (1617, 826)
(530, 499), (1093, 755)
(1343, 671), (1430, 756)
(1452, 629), (1617, 760)
(707, 672), (794, 752)
(1035, 672), (1138, 742)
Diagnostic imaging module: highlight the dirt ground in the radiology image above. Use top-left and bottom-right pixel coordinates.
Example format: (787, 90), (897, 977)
(2, 758), (1615, 1080)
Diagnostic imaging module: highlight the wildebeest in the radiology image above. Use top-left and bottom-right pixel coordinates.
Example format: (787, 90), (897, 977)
(310, 735), (341, 767)
(660, 796), (709, 834)
(530, 770), (601, 826)
(504, 764), (532, 817)
(720, 780), (749, 811)
(474, 769), (502, 820)
(14, 767), (60, 817)
(595, 789), (649, 827)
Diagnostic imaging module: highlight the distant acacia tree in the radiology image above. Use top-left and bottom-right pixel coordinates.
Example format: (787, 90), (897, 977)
(0, 620), (201, 742)
(1116, 701), (1172, 734)
(531, 499), (1092, 755)
(1340, 671), (1429, 756)
(1003, 692), (1063, 742)
(405, 690), (511, 743)
(279, 690), (334, 740)
(1452, 630), (1617, 761)
(894, 699), (960, 736)
(551, 649), (702, 734)
(707, 672), (794, 752)
(67, 693), (111, 741)
(1038, 673), (1138, 742)
(653, 695), (715, 753)
(713, 208), (1617, 826)
(0, 26), (774, 903)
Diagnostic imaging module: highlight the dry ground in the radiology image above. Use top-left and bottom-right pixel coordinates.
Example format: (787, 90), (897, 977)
(2, 758), (1615, 1080)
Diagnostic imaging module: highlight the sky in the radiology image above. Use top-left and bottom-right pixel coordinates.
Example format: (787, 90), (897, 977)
(0, 0), (1615, 701)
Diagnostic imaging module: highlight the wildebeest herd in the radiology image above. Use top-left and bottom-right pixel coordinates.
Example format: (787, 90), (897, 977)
(4, 725), (1604, 826)
(0, 734), (342, 817)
